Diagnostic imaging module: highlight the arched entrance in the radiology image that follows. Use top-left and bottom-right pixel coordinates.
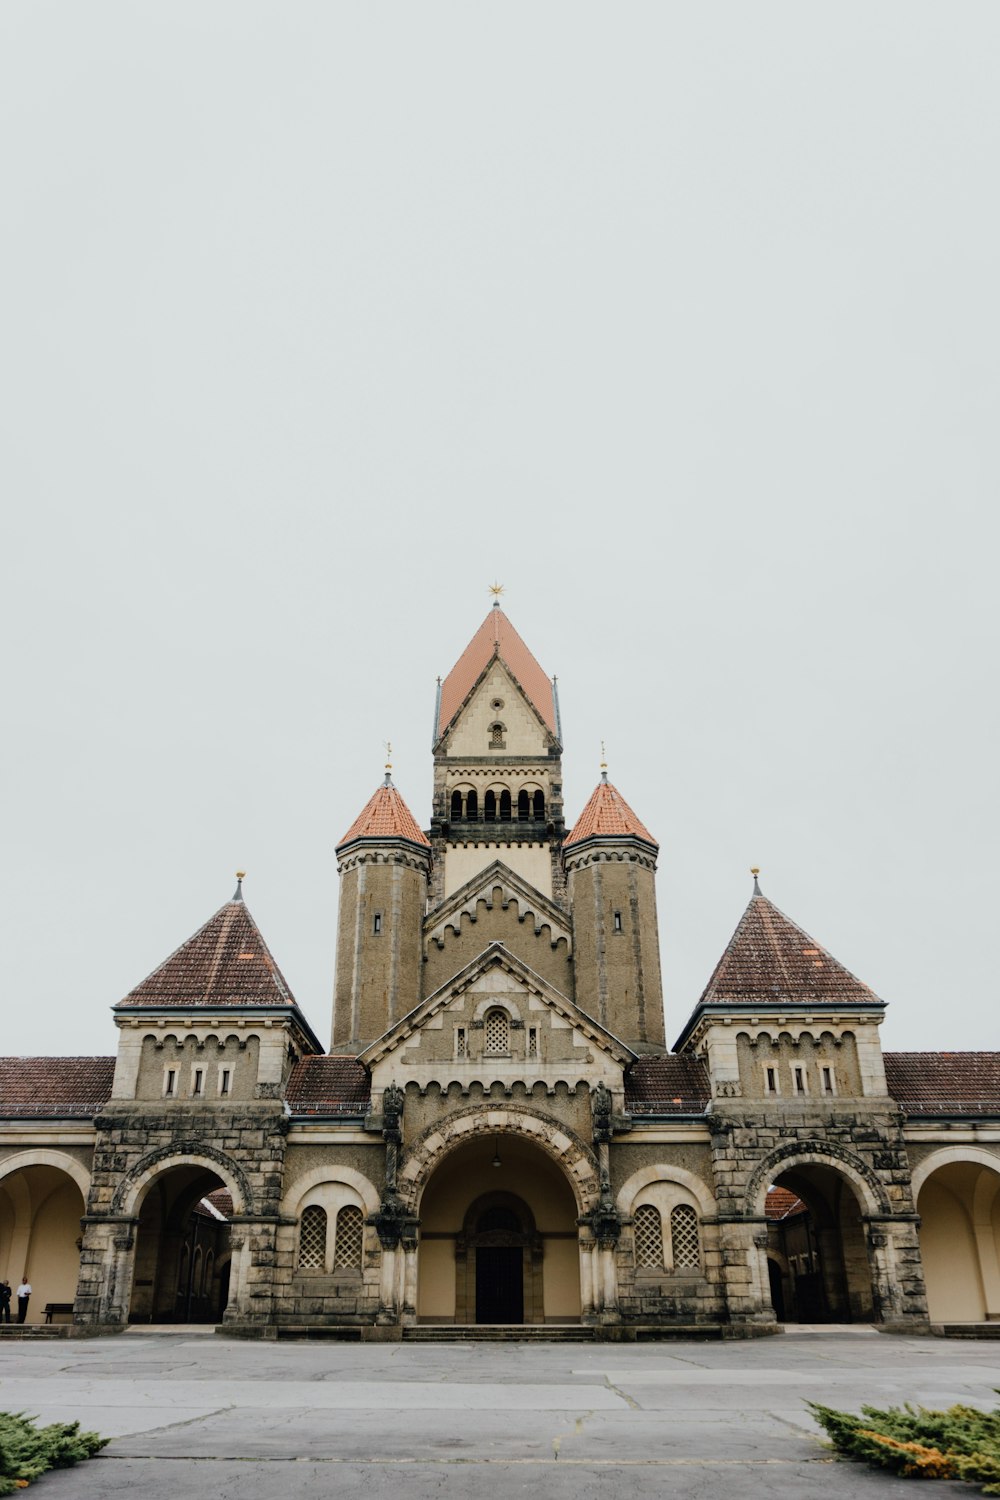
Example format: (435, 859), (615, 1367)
(913, 1151), (1000, 1323)
(764, 1165), (875, 1323)
(129, 1164), (233, 1324)
(416, 1133), (581, 1325)
(0, 1156), (88, 1324)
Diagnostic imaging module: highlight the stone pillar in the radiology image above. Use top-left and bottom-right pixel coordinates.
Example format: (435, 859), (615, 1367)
(716, 1217), (774, 1323)
(226, 1219), (280, 1324)
(75, 1216), (138, 1326)
(402, 1240), (419, 1324)
(863, 1214), (929, 1329)
(378, 1244), (399, 1324)
(579, 1235), (596, 1322)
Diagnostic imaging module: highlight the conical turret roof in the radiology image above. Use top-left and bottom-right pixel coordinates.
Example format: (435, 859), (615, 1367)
(337, 779), (430, 850)
(117, 888), (298, 1010)
(696, 884), (878, 1009)
(565, 774), (657, 849)
(437, 604), (556, 740)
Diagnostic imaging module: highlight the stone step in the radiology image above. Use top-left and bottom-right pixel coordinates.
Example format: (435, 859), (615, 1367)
(0, 1324), (75, 1339)
(403, 1324), (595, 1342)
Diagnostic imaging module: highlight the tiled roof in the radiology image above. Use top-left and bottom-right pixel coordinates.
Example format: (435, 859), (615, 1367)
(198, 1188), (234, 1219)
(885, 1052), (1000, 1117)
(565, 775), (657, 849)
(338, 781), (430, 849)
(765, 1187), (807, 1221)
(118, 898), (298, 1009)
(437, 606), (556, 740)
(0, 1057), (115, 1118)
(624, 1055), (711, 1114)
(693, 889), (877, 1009)
(285, 1055), (371, 1114)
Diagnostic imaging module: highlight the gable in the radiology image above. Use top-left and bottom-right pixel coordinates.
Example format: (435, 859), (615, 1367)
(442, 659), (552, 758)
(423, 862), (573, 1000)
(360, 944), (633, 1096)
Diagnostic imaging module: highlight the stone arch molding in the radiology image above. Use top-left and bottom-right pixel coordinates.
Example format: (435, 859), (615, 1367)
(281, 1166), (380, 1220)
(909, 1145), (1000, 1203)
(400, 1105), (601, 1216)
(0, 1149), (91, 1202)
(111, 1143), (253, 1217)
(745, 1139), (891, 1218)
(616, 1163), (716, 1221)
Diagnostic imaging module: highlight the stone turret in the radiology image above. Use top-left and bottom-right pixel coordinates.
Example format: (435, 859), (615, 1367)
(332, 770), (431, 1051)
(563, 769), (665, 1051)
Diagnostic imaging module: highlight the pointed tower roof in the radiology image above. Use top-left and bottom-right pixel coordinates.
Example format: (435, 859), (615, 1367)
(436, 604), (557, 741)
(337, 776), (430, 851)
(565, 772), (657, 850)
(117, 889), (299, 1010)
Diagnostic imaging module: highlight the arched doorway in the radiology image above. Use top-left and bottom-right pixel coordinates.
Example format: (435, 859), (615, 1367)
(129, 1166), (233, 1324)
(914, 1154), (1000, 1323)
(0, 1159), (87, 1324)
(416, 1133), (580, 1325)
(764, 1166), (875, 1323)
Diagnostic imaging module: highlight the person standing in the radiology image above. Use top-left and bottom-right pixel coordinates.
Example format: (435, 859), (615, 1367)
(0, 1281), (11, 1323)
(16, 1277), (31, 1324)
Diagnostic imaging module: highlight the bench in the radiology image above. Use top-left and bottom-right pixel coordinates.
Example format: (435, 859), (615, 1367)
(43, 1303), (74, 1324)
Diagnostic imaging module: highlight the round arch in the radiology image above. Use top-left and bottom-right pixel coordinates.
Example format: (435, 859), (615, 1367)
(745, 1140), (890, 1218)
(616, 1163), (716, 1220)
(280, 1165), (380, 1220)
(910, 1146), (1000, 1202)
(112, 1146), (251, 1217)
(0, 1150), (90, 1203)
(400, 1105), (600, 1216)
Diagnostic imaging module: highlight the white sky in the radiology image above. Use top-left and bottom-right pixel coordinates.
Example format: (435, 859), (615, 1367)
(1, 3), (997, 1058)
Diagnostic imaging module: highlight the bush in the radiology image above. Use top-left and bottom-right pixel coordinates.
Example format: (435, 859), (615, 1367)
(808, 1396), (1000, 1494)
(0, 1412), (107, 1494)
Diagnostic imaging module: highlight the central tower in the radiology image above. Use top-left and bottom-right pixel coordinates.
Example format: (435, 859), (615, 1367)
(429, 598), (566, 906)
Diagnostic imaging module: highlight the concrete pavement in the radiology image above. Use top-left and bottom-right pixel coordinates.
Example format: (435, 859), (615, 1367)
(2, 1328), (996, 1497)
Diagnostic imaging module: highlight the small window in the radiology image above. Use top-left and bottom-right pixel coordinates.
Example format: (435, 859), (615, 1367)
(164, 1068), (177, 1097)
(765, 1066), (779, 1095)
(456, 1027), (467, 1059)
(634, 1204), (664, 1269)
(192, 1068), (204, 1097)
(613, 910), (623, 933)
(527, 1026), (538, 1059)
(793, 1065), (807, 1094)
(517, 790), (530, 820)
(219, 1068), (231, 1097)
(533, 790), (545, 820)
(490, 723), (505, 748)
(671, 1205), (700, 1270)
(373, 912), (382, 936)
(499, 789), (512, 821)
(821, 1065), (836, 1095)
(484, 790), (496, 822)
(484, 1008), (510, 1055)
(451, 789), (463, 820)
(334, 1206), (364, 1270)
(298, 1205), (328, 1270)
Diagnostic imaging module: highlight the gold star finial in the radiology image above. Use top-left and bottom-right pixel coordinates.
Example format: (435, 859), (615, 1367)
(488, 581), (505, 604)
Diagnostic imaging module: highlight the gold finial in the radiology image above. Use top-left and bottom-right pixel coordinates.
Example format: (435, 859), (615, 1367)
(233, 871), (246, 902)
(600, 741), (608, 782)
(384, 741), (393, 785)
(236, 869), (246, 880)
(750, 867), (760, 877)
(488, 581), (505, 604)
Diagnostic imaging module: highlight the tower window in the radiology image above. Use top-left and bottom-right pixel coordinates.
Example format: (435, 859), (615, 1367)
(219, 1067), (231, 1097)
(484, 790), (496, 822)
(765, 1066), (779, 1094)
(613, 910), (623, 933)
(451, 790), (463, 820)
(192, 1068), (204, 1097)
(484, 1008), (510, 1055)
(456, 1027), (467, 1059)
(466, 788), (478, 819)
(490, 723), (505, 748)
(373, 912), (382, 936)
(499, 789), (512, 821)
(533, 790), (545, 820)
(164, 1068), (177, 1097)
(527, 1026), (538, 1059)
(821, 1065), (836, 1095)
(517, 790), (529, 820)
(793, 1065), (807, 1095)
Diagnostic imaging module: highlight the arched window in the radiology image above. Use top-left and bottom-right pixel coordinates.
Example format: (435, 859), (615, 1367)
(192, 1245), (203, 1297)
(484, 1008), (510, 1055)
(633, 1204), (664, 1269)
(484, 790), (496, 822)
(298, 1205), (328, 1270)
(204, 1249), (215, 1296)
(466, 788), (478, 819)
(499, 790), (512, 821)
(490, 722), (505, 748)
(670, 1204), (700, 1270)
(517, 790), (529, 820)
(177, 1242), (190, 1291)
(451, 789), (463, 820)
(478, 1206), (520, 1234)
(533, 790), (545, 821)
(333, 1205), (364, 1270)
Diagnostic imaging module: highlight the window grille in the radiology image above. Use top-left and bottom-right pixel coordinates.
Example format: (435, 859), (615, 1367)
(485, 1009), (509, 1054)
(633, 1204), (663, 1268)
(456, 1027), (467, 1059)
(527, 1027), (538, 1059)
(334, 1206), (364, 1269)
(298, 1205), (327, 1269)
(490, 723), (504, 747)
(671, 1204), (700, 1270)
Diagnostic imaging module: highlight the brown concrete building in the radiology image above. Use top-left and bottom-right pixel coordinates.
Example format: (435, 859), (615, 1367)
(2, 604), (999, 1337)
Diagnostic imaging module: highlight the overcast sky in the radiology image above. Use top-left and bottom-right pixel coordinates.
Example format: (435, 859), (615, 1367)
(1, 3), (997, 1059)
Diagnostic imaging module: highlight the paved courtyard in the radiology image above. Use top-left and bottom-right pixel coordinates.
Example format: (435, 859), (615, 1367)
(1, 1327), (998, 1498)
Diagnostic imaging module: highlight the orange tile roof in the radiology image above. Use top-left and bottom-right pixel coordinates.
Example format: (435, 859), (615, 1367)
(437, 606), (556, 740)
(565, 775), (657, 849)
(695, 889), (877, 1008)
(885, 1052), (1000, 1117)
(117, 897), (299, 1009)
(0, 1057), (115, 1117)
(765, 1187), (808, 1221)
(285, 1055), (372, 1114)
(338, 780), (430, 849)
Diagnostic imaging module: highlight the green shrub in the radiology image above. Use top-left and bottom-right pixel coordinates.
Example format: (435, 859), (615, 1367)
(0, 1411), (107, 1494)
(808, 1395), (1000, 1494)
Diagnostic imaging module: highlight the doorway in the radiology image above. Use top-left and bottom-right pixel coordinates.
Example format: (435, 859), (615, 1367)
(765, 1166), (875, 1323)
(476, 1244), (524, 1323)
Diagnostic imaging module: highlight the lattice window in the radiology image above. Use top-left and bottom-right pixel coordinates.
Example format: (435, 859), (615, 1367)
(527, 1027), (538, 1059)
(485, 1009), (509, 1054)
(334, 1206), (364, 1270)
(671, 1204), (700, 1270)
(633, 1204), (663, 1269)
(298, 1205), (327, 1269)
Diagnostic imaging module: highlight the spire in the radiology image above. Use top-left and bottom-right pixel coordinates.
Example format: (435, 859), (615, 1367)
(232, 870), (245, 902)
(565, 773), (657, 849)
(337, 776), (430, 851)
(751, 866), (762, 896)
(436, 603), (557, 741)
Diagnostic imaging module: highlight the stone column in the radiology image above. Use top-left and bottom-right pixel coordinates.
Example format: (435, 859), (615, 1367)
(864, 1214), (929, 1329)
(402, 1239), (419, 1324)
(578, 1234), (596, 1322)
(716, 1217), (774, 1323)
(75, 1216), (138, 1326)
(226, 1218), (280, 1324)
